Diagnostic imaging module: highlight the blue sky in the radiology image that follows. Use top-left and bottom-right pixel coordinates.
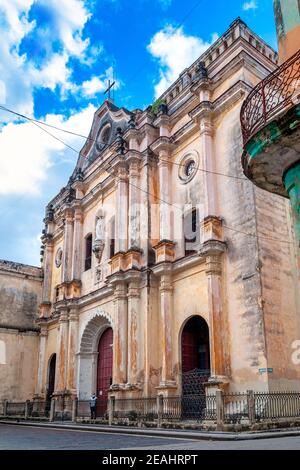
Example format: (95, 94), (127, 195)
(0, 0), (276, 266)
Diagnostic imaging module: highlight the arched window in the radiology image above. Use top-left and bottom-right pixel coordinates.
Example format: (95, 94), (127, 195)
(184, 208), (199, 256)
(85, 233), (92, 271)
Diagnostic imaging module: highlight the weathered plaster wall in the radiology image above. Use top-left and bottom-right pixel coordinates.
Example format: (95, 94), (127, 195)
(0, 328), (39, 400)
(215, 103), (270, 391)
(0, 260), (42, 400)
(255, 187), (300, 390)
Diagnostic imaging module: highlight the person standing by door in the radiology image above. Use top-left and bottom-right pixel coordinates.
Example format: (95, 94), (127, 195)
(90, 393), (97, 421)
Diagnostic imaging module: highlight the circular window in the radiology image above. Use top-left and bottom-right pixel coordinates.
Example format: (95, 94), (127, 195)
(178, 151), (199, 184)
(185, 160), (196, 177)
(55, 248), (63, 268)
(96, 124), (111, 151)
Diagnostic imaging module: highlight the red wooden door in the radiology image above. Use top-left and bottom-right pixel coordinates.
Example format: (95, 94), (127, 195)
(182, 329), (198, 373)
(97, 328), (113, 416)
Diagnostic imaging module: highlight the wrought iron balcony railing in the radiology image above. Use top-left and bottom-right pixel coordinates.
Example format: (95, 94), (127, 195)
(241, 49), (300, 146)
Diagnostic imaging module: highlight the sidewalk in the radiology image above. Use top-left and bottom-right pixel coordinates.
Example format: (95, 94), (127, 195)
(1, 419), (300, 441)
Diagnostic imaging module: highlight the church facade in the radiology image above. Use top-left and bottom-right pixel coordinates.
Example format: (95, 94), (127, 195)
(33, 18), (300, 413)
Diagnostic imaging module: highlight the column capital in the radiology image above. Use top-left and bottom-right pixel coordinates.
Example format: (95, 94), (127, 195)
(127, 279), (140, 298)
(110, 277), (127, 298)
(41, 233), (54, 246)
(125, 150), (142, 168)
(59, 309), (69, 323)
(68, 307), (79, 322)
(159, 273), (173, 292)
(189, 102), (213, 126)
(62, 205), (74, 221)
(39, 325), (48, 337)
(204, 254), (223, 276)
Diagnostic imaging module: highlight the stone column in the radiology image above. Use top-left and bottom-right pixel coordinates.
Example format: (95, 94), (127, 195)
(158, 152), (172, 241)
(67, 307), (79, 394)
(72, 205), (83, 280)
(41, 236), (54, 303)
(200, 233), (228, 383)
(62, 207), (74, 283)
(114, 164), (128, 254)
(112, 280), (128, 386)
(206, 255), (224, 377)
(127, 156), (140, 249)
(35, 325), (48, 397)
(127, 278), (140, 386)
(200, 116), (217, 219)
(56, 309), (69, 392)
(158, 269), (176, 388)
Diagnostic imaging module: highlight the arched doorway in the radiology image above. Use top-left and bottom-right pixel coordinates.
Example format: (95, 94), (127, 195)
(47, 354), (56, 398)
(181, 316), (210, 396)
(96, 328), (113, 416)
(46, 354), (56, 414)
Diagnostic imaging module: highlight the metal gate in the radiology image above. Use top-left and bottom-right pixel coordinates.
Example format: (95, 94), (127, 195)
(182, 369), (210, 420)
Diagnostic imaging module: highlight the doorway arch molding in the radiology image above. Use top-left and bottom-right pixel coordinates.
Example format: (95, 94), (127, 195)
(79, 308), (114, 354)
(77, 309), (113, 399)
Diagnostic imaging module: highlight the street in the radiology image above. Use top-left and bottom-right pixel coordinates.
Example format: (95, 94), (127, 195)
(0, 424), (300, 450)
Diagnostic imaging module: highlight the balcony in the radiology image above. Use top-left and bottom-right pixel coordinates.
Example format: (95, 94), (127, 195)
(241, 49), (300, 197)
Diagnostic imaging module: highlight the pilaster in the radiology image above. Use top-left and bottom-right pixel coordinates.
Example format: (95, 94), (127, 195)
(67, 307), (79, 395)
(152, 263), (177, 392)
(35, 323), (48, 398)
(111, 278), (128, 389)
(62, 206), (74, 283)
(126, 274), (141, 390)
(71, 204), (83, 281)
(56, 309), (69, 393)
(199, 217), (229, 385)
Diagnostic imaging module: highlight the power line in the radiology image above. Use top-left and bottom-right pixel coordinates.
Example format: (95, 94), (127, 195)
(0, 103), (247, 181)
(127, 181), (294, 247)
(0, 104), (95, 143)
(0, 103), (293, 246)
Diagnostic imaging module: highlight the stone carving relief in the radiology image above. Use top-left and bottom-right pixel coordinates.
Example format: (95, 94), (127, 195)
(93, 209), (106, 264)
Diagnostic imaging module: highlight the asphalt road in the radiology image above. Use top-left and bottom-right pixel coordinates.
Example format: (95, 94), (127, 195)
(1, 424), (300, 450)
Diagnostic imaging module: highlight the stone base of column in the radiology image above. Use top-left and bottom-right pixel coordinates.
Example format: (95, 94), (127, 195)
(52, 390), (74, 420)
(153, 240), (176, 263)
(110, 383), (127, 392)
(32, 394), (45, 400)
(124, 383), (143, 391)
(155, 381), (177, 396)
(204, 375), (230, 395)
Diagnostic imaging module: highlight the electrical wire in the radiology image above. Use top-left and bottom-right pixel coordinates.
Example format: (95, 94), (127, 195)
(0, 104), (247, 181)
(0, 104), (294, 246)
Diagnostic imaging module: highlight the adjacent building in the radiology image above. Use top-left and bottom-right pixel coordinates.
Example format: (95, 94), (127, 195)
(0, 260), (42, 401)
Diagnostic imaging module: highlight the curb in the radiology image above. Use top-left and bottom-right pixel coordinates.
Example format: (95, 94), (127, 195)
(1, 420), (300, 441)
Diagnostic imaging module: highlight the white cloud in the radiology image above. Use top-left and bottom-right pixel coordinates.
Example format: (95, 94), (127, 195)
(0, 104), (97, 195)
(242, 1), (258, 11)
(37, 0), (91, 58)
(0, 0), (94, 117)
(81, 67), (121, 97)
(148, 26), (218, 98)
